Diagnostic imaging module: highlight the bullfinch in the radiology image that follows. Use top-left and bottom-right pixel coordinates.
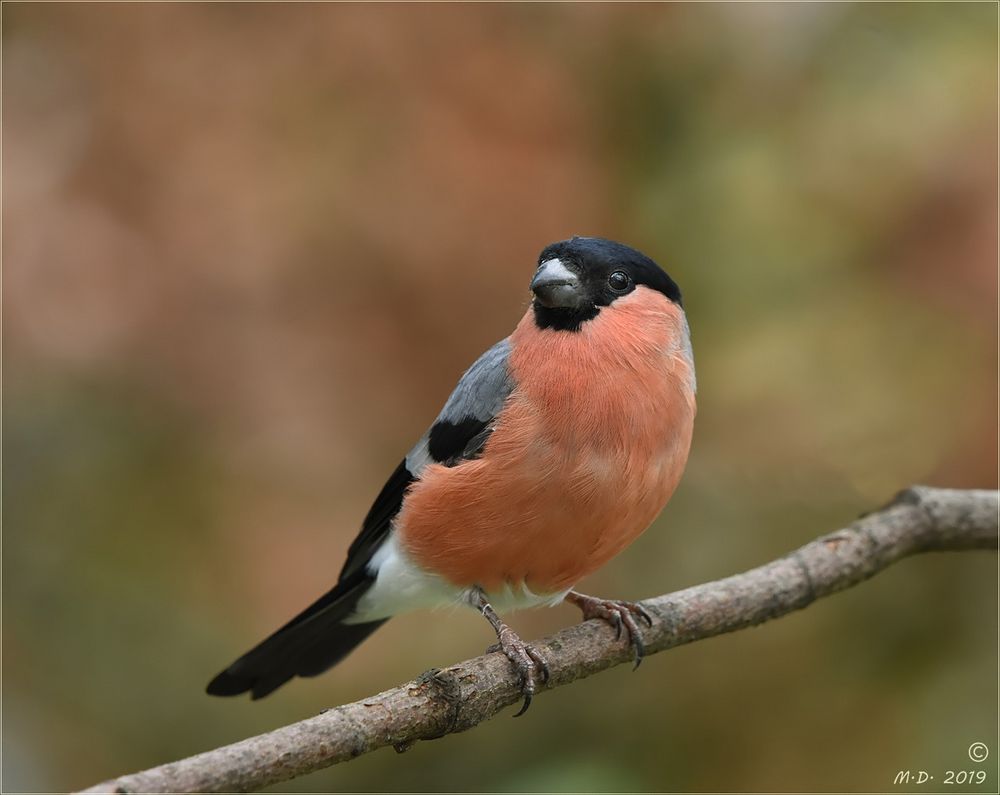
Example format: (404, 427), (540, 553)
(207, 236), (696, 714)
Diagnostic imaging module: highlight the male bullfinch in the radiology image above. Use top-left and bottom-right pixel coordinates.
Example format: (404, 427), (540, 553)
(208, 237), (696, 714)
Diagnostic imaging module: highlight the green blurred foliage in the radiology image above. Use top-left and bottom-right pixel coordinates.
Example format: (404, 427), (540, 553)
(3, 3), (996, 792)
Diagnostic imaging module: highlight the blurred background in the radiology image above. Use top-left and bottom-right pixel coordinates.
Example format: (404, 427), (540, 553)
(3, 3), (997, 792)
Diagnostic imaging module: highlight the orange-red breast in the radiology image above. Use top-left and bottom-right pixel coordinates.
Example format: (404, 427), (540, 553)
(208, 237), (696, 713)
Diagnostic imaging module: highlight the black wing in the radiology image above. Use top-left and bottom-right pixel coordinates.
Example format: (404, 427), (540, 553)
(207, 337), (515, 698)
(338, 337), (515, 581)
(337, 458), (414, 580)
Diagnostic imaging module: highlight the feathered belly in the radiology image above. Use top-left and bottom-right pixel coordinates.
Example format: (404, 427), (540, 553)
(395, 386), (694, 595)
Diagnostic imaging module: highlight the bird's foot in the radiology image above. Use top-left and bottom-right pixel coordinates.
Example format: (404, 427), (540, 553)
(473, 589), (549, 716)
(486, 625), (549, 717)
(565, 591), (653, 669)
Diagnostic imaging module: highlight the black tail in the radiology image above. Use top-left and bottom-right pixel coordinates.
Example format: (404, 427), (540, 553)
(206, 573), (387, 699)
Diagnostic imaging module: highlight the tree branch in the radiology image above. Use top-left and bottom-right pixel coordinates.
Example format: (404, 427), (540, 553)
(80, 485), (998, 794)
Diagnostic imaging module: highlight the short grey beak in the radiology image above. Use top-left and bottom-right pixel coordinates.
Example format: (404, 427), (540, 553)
(530, 258), (583, 309)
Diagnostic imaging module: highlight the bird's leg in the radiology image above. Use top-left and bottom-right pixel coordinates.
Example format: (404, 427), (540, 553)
(565, 590), (653, 669)
(470, 589), (549, 717)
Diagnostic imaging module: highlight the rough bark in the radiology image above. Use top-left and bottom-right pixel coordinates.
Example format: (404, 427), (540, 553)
(80, 485), (999, 794)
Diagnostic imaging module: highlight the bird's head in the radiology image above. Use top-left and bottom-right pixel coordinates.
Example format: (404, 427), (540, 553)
(530, 237), (682, 332)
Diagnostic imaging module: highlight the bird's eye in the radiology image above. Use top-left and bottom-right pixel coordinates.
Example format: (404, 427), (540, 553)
(608, 271), (631, 292)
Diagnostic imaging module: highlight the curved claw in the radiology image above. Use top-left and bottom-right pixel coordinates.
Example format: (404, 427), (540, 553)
(526, 645), (551, 685)
(630, 632), (646, 670)
(512, 692), (532, 718)
(609, 612), (624, 640)
(504, 643), (545, 717)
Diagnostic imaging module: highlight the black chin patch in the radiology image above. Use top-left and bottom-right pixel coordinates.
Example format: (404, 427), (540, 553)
(532, 303), (600, 333)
